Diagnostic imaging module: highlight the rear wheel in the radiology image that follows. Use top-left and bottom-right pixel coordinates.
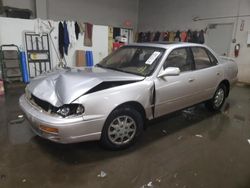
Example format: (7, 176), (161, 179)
(206, 84), (227, 111)
(100, 106), (143, 150)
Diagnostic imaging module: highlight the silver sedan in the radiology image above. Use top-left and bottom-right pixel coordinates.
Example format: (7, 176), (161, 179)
(19, 43), (238, 149)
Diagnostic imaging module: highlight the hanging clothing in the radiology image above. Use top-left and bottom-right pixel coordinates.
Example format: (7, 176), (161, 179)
(75, 21), (80, 40)
(169, 32), (175, 42)
(145, 32), (151, 42)
(84, 23), (93, 47)
(67, 21), (76, 48)
(153, 31), (161, 41)
(79, 22), (85, 34)
(198, 30), (205, 44)
(192, 31), (199, 43)
(63, 21), (70, 55)
(159, 32), (165, 41)
(58, 21), (64, 58)
(150, 32), (154, 42)
(137, 32), (144, 42)
(174, 30), (181, 42)
(163, 32), (169, 41)
(186, 30), (193, 42)
(181, 31), (187, 42)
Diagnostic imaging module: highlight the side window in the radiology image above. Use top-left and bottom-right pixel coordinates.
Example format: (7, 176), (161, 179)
(163, 48), (192, 72)
(192, 47), (216, 70)
(206, 49), (218, 65)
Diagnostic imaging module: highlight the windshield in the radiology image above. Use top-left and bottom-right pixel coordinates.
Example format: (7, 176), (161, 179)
(96, 46), (165, 76)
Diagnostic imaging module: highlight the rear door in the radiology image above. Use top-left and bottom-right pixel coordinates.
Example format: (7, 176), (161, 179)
(190, 47), (223, 101)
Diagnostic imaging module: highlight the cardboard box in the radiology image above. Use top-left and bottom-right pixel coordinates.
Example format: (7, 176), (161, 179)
(76, 50), (86, 67)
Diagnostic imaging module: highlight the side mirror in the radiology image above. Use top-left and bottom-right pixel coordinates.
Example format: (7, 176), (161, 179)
(158, 67), (180, 78)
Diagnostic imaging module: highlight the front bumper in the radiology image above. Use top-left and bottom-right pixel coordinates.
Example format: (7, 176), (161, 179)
(19, 95), (105, 143)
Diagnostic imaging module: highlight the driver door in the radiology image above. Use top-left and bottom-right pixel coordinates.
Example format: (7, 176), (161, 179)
(154, 47), (199, 118)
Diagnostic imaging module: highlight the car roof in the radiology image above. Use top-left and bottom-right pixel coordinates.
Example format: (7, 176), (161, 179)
(128, 42), (206, 49)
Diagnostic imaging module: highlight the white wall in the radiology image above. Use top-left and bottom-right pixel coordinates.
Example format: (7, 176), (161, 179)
(0, 17), (109, 75)
(138, 0), (250, 83)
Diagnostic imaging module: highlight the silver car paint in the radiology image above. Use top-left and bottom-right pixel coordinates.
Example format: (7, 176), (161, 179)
(19, 43), (238, 144)
(27, 67), (144, 107)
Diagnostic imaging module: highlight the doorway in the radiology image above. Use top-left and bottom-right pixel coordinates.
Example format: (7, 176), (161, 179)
(206, 23), (234, 56)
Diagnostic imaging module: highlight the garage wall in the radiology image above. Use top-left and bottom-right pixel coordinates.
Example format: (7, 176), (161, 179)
(138, 0), (250, 83)
(2, 0), (36, 15)
(46, 0), (139, 29)
(1, 0), (139, 29)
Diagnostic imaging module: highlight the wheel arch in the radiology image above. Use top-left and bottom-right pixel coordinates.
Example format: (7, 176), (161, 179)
(112, 101), (147, 123)
(219, 79), (230, 97)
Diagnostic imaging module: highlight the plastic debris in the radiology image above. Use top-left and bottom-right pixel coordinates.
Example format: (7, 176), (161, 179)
(147, 182), (153, 187)
(22, 179), (27, 183)
(177, 136), (183, 140)
(141, 181), (154, 188)
(18, 114), (24, 119)
(156, 178), (161, 183)
(248, 139), (250, 144)
(97, 171), (107, 178)
(9, 114), (25, 124)
(162, 130), (167, 134)
(195, 134), (203, 138)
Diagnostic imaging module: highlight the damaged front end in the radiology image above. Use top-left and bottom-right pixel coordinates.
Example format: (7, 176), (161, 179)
(24, 67), (144, 118)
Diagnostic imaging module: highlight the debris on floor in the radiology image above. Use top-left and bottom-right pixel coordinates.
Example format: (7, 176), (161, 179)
(195, 134), (203, 138)
(155, 178), (161, 183)
(18, 114), (24, 119)
(174, 173), (178, 178)
(97, 171), (107, 178)
(177, 136), (183, 140)
(22, 179), (27, 183)
(162, 130), (167, 134)
(9, 114), (25, 124)
(141, 181), (153, 188)
(247, 139), (250, 145)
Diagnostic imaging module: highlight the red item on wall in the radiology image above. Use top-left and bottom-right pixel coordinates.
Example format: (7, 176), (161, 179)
(234, 44), (240, 57)
(0, 80), (4, 96)
(181, 31), (187, 42)
(84, 23), (93, 47)
(113, 42), (124, 51)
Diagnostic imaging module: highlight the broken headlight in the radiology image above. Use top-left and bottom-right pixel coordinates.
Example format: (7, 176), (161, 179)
(56, 104), (85, 117)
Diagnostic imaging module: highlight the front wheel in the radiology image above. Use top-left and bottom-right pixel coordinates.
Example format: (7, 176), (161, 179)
(206, 84), (227, 111)
(100, 106), (143, 150)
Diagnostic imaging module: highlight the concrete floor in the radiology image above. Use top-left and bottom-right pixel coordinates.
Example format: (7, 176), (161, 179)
(0, 85), (250, 188)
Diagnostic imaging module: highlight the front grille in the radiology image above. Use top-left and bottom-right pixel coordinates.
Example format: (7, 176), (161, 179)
(31, 95), (58, 113)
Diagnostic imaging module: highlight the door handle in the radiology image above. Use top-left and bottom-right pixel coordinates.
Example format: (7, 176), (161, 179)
(188, 78), (195, 82)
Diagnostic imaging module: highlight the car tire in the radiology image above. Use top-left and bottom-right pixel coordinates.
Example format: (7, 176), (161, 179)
(100, 106), (143, 150)
(206, 84), (227, 111)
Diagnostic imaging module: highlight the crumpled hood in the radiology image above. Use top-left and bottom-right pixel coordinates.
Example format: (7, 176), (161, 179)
(27, 67), (144, 107)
